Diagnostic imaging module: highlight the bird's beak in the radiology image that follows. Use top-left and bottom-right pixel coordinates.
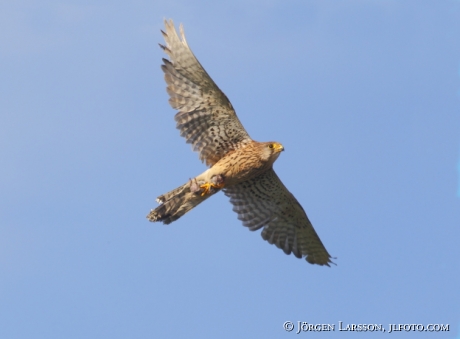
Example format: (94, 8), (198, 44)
(275, 143), (284, 152)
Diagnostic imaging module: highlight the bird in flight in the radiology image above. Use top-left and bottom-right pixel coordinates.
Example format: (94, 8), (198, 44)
(147, 19), (334, 266)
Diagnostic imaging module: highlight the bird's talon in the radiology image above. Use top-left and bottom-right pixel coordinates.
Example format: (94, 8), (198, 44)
(199, 181), (224, 196)
(200, 183), (209, 196)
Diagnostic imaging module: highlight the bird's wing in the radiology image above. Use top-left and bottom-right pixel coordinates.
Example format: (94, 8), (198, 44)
(224, 168), (333, 266)
(160, 19), (252, 166)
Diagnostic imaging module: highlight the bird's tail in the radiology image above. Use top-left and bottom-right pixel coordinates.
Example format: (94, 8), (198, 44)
(147, 178), (218, 224)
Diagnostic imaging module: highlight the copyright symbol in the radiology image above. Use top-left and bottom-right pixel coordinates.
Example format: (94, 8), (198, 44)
(284, 321), (294, 332)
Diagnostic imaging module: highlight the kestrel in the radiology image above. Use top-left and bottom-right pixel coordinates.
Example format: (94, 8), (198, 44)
(147, 19), (334, 266)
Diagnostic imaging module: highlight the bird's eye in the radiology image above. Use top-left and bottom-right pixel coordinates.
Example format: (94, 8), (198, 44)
(268, 144), (274, 149)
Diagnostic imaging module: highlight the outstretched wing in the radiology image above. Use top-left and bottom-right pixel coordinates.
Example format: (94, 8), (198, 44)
(224, 169), (333, 266)
(160, 19), (252, 166)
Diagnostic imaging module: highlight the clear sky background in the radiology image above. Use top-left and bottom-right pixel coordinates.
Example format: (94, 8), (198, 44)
(1, 1), (459, 338)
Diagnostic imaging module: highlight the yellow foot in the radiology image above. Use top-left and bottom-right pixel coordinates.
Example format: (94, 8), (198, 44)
(200, 182), (225, 196)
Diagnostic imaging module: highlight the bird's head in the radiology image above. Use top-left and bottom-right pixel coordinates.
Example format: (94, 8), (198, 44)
(260, 141), (284, 164)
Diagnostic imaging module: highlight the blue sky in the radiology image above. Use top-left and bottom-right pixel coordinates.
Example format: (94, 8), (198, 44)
(1, 1), (459, 338)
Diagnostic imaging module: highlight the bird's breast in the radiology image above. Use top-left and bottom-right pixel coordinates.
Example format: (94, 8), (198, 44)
(210, 147), (270, 186)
